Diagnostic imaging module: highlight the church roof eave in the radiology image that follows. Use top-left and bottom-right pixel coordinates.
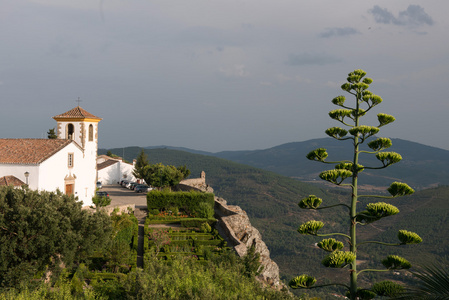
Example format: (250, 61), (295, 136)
(0, 139), (75, 165)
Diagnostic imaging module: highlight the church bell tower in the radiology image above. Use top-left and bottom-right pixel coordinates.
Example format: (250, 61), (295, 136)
(52, 106), (102, 204)
(53, 106), (102, 152)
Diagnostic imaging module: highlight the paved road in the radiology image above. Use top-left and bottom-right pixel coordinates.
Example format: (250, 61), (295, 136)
(102, 184), (148, 209)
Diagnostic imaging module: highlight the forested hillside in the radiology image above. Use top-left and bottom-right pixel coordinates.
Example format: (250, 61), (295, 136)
(100, 147), (449, 294)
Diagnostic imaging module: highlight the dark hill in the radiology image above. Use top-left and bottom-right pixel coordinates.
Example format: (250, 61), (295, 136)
(212, 138), (449, 190)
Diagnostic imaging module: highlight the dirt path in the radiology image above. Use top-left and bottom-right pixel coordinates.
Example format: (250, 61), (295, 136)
(134, 208), (147, 268)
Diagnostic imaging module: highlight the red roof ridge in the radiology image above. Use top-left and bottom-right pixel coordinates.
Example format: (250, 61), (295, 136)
(0, 175), (25, 186)
(53, 106), (101, 120)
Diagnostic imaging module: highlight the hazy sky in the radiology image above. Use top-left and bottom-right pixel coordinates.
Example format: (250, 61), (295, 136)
(1, 1), (448, 152)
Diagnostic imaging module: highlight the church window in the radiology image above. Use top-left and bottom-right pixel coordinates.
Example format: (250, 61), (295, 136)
(88, 124), (94, 141)
(68, 153), (74, 168)
(67, 123), (74, 140)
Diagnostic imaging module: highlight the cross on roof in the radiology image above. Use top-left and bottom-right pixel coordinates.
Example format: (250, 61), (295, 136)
(76, 97), (82, 106)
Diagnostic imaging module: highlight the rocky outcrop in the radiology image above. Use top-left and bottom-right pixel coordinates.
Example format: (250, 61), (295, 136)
(214, 197), (282, 288)
(181, 172), (282, 288)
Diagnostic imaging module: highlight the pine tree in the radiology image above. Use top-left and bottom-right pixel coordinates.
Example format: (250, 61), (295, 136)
(132, 149), (149, 180)
(47, 128), (57, 139)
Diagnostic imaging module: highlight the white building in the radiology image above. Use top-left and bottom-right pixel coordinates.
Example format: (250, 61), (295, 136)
(97, 155), (136, 185)
(0, 106), (101, 206)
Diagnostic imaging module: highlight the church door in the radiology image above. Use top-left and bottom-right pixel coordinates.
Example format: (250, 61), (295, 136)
(65, 184), (74, 195)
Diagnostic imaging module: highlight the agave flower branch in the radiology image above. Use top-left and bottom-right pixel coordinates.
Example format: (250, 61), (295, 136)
(290, 70), (422, 300)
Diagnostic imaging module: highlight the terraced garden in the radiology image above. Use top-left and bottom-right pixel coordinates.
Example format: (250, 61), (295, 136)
(144, 208), (230, 264)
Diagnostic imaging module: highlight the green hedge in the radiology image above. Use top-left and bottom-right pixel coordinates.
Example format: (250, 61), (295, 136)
(180, 218), (216, 227)
(147, 190), (214, 218)
(194, 239), (223, 246)
(170, 233), (214, 240)
(146, 217), (216, 227)
(90, 272), (126, 281)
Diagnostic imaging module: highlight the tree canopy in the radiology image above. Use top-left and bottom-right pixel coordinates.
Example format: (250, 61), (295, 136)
(141, 163), (190, 189)
(0, 186), (112, 288)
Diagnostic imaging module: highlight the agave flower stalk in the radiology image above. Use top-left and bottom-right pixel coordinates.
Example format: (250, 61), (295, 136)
(291, 70), (422, 300)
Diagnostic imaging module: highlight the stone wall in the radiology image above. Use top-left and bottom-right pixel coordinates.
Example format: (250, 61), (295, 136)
(179, 171), (213, 193)
(84, 204), (135, 215)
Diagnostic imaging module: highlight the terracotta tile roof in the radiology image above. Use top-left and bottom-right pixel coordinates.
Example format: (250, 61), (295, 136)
(97, 155), (114, 160)
(53, 106), (102, 120)
(0, 139), (72, 164)
(97, 159), (119, 170)
(0, 175), (25, 186)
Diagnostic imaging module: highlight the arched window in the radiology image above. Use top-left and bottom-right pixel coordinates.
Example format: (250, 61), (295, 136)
(88, 124), (94, 141)
(67, 124), (74, 140)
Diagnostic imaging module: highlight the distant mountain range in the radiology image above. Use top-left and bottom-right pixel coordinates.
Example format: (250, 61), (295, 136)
(131, 138), (449, 190)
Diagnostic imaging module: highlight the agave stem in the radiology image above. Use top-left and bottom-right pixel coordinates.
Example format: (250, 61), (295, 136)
(357, 241), (401, 247)
(357, 269), (390, 276)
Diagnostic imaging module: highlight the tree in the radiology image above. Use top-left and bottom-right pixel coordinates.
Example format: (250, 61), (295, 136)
(47, 128), (57, 139)
(289, 70), (421, 299)
(141, 163), (190, 189)
(242, 243), (264, 278)
(132, 149), (149, 180)
(92, 195), (111, 212)
(148, 229), (171, 256)
(0, 186), (112, 288)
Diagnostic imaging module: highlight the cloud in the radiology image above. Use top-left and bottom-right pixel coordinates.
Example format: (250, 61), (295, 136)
(218, 64), (250, 78)
(286, 53), (342, 66)
(369, 5), (434, 27)
(320, 27), (359, 38)
(325, 81), (341, 89)
(276, 74), (312, 84)
(399, 5), (434, 26)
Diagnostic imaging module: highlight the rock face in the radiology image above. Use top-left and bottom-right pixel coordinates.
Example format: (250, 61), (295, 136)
(214, 197), (282, 287)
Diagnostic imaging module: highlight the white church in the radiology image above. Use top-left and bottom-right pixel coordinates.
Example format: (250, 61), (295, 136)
(0, 106), (101, 206)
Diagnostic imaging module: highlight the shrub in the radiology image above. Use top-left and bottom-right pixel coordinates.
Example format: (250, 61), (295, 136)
(196, 202), (214, 218)
(149, 209), (160, 215)
(201, 222), (212, 233)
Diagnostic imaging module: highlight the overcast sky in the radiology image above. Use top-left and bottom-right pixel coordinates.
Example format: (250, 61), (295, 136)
(1, 1), (448, 152)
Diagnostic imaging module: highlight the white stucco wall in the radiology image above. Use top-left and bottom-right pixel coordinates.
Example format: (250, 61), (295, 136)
(97, 160), (136, 185)
(98, 161), (120, 185)
(39, 143), (96, 206)
(120, 162), (136, 182)
(0, 164), (40, 188)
